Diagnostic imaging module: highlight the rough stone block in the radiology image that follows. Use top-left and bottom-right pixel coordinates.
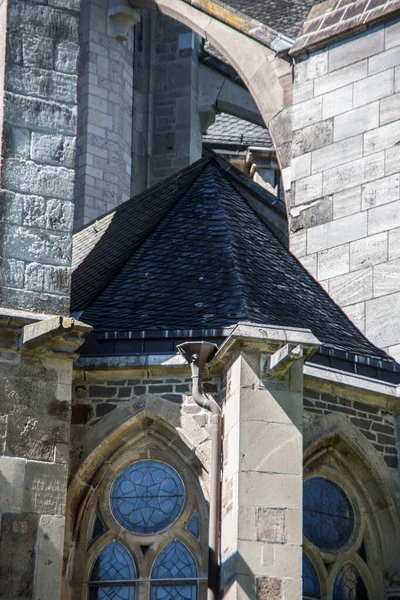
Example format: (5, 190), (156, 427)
(25, 262), (44, 292)
(0, 512), (38, 600)
(295, 51), (327, 84)
(31, 133), (75, 168)
(361, 174), (400, 210)
(0, 456), (26, 511)
(369, 46), (400, 75)
(368, 199), (400, 235)
(0, 258), (25, 289)
(54, 41), (79, 74)
(34, 515), (64, 600)
(290, 196), (332, 232)
(364, 119), (400, 155)
(5, 126), (31, 159)
(256, 509), (285, 543)
(8, 3), (79, 43)
(292, 118), (333, 157)
(323, 153), (384, 196)
(311, 135), (362, 174)
(23, 461), (68, 515)
(0, 191), (23, 225)
(6, 410), (68, 461)
(3, 160), (75, 200)
(333, 186), (361, 219)
(256, 577), (282, 600)
(329, 268), (373, 306)
(354, 68), (394, 109)
(350, 231), (387, 271)
(308, 212), (367, 253)
(3, 224), (72, 266)
(322, 83), (353, 119)
(380, 92), (400, 126)
(43, 265), (70, 295)
(318, 243), (350, 280)
(333, 102), (379, 141)
(374, 258), (400, 297)
(22, 34), (53, 69)
(22, 195), (74, 232)
(328, 28), (384, 72)
(314, 59), (367, 96)
(5, 92), (76, 135)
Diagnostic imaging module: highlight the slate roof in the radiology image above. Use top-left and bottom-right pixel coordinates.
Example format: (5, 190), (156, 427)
(203, 113), (273, 148)
(73, 157), (394, 364)
(220, 0), (324, 39)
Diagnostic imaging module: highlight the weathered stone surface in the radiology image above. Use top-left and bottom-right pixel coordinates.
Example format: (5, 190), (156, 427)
(34, 515), (64, 600)
(5, 93), (76, 135)
(361, 174), (400, 209)
(380, 92), (400, 126)
(6, 65), (77, 105)
(7, 2), (79, 43)
(374, 258), (400, 297)
(292, 119), (333, 157)
(0, 257), (25, 288)
(0, 512), (38, 600)
(350, 232), (387, 271)
(31, 133), (75, 168)
(323, 153), (384, 195)
(328, 27), (384, 72)
(366, 291), (400, 348)
(22, 35), (53, 69)
(294, 173), (323, 205)
(322, 83), (353, 119)
(308, 211), (367, 253)
(334, 102), (379, 141)
(3, 160), (75, 200)
(290, 196), (332, 231)
(55, 41), (79, 74)
(3, 224), (72, 266)
(23, 461), (68, 515)
(333, 187), (361, 219)
(389, 227), (400, 260)
(369, 46), (400, 76)
(291, 96), (323, 131)
(354, 68), (394, 108)
(364, 119), (400, 155)
(318, 243), (349, 280)
(6, 412), (68, 461)
(0, 456), (26, 511)
(311, 135), (362, 174)
(256, 509), (285, 543)
(256, 576), (283, 600)
(368, 200), (400, 235)
(22, 195), (74, 232)
(329, 268), (373, 306)
(314, 59), (367, 96)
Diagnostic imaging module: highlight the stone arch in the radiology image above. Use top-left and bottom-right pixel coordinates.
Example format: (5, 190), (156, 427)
(304, 412), (400, 576)
(64, 399), (212, 598)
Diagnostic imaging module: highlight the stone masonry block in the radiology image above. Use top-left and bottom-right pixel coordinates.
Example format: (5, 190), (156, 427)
(386, 145), (400, 177)
(333, 102), (379, 141)
(256, 509), (285, 543)
(31, 133), (75, 168)
(328, 27), (384, 72)
(314, 59), (367, 96)
(4, 125), (31, 159)
(3, 224), (72, 266)
(291, 96), (323, 131)
(322, 83), (353, 119)
(7, 2), (79, 43)
(369, 46), (400, 76)
(6, 409), (69, 461)
(333, 186), (361, 219)
(22, 35), (53, 69)
(54, 41), (79, 74)
(318, 243), (350, 280)
(311, 135), (362, 174)
(0, 456), (26, 511)
(294, 173), (323, 205)
(5, 93), (76, 135)
(385, 20), (400, 50)
(323, 153), (384, 196)
(3, 160), (75, 200)
(0, 257), (25, 288)
(25, 262), (44, 292)
(364, 119), (400, 155)
(0, 512), (38, 600)
(256, 577), (282, 600)
(353, 68), (393, 108)
(308, 211), (368, 253)
(240, 472), (301, 509)
(380, 92), (400, 126)
(290, 196), (332, 232)
(329, 268), (373, 306)
(343, 302), (365, 333)
(295, 51), (327, 84)
(34, 515), (64, 600)
(361, 174), (400, 210)
(292, 119), (333, 157)
(43, 265), (70, 295)
(350, 232), (387, 271)
(23, 461), (68, 515)
(389, 228), (400, 260)
(22, 196), (74, 232)
(374, 258), (400, 297)
(368, 199), (400, 235)
(366, 291), (400, 348)
(0, 191), (23, 225)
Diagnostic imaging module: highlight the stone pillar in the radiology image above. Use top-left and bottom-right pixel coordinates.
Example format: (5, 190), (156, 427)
(216, 324), (319, 600)
(0, 310), (90, 600)
(0, 0), (79, 314)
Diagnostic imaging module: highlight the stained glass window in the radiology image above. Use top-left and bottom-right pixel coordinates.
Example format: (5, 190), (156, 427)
(110, 461), (185, 535)
(89, 541), (136, 600)
(303, 477), (355, 550)
(151, 540), (198, 600)
(91, 515), (107, 545)
(333, 563), (369, 600)
(186, 512), (200, 540)
(303, 553), (321, 599)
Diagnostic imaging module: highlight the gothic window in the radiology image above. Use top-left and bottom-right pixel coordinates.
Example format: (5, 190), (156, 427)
(303, 477), (370, 600)
(73, 447), (208, 600)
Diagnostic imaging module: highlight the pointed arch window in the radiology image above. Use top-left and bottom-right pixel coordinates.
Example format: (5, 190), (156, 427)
(151, 541), (198, 600)
(303, 553), (321, 600)
(333, 563), (369, 600)
(89, 541), (136, 600)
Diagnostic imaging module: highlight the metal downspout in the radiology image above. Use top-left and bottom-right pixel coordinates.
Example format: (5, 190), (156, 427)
(177, 342), (221, 600)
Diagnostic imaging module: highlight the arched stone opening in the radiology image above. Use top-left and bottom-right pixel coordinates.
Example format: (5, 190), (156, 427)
(64, 404), (211, 600)
(303, 412), (400, 599)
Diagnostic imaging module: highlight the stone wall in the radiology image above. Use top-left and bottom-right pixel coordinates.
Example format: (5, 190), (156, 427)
(288, 18), (400, 360)
(0, 0), (79, 314)
(303, 388), (398, 469)
(74, 0), (134, 229)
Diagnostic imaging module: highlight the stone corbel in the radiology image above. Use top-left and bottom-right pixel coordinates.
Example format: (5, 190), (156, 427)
(107, 0), (140, 41)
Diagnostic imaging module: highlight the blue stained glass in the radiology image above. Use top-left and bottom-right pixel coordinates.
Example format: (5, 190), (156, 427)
(91, 515), (107, 545)
(151, 541), (198, 600)
(186, 512), (200, 540)
(111, 461), (185, 535)
(303, 477), (355, 550)
(89, 542), (136, 600)
(333, 563), (369, 600)
(303, 553), (321, 599)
